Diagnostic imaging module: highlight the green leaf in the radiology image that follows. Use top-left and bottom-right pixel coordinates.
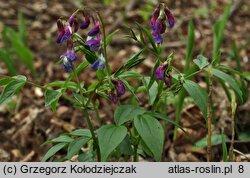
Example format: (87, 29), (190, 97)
(51, 135), (74, 143)
(142, 77), (158, 105)
(75, 46), (97, 64)
(97, 124), (127, 161)
(118, 78), (138, 100)
(238, 131), (250, 141)
(68, 61), (89, 81)
(46, 81), (77, 90)
(193, 55), (209, 70)
(78, 150), (95, 162)
(0, 75), (26, 105)
(134, 115), (164, 161)
(104, 29), (119, 46)
(116, 135), (133, 155)
(184, 21), (195, 73)
(212, 5), (230, 66)
(44, 89), (62, 112)
(70, 129), (92, 137)
(42, 142), (67, 161)
(0, 78), (11, 86)
(192, 134), (228, 150)
(0, 49), (16, 75)
(67, 137), (91, 159)
(128, 28), (137, 41)
(113, 49), (145, 77)
(6, 27), (34, 74)
(183, 80), (208, 118)
(114, 105), (146, 125)
(18, 11), (26, 44)
(118, 71), (142, 78)
(144, 111), (191, 139)
(136, 23), (159, 54)
(211, 68), (243, 102)
(222, 134), (228, 162)
(148, 60), (160, 90)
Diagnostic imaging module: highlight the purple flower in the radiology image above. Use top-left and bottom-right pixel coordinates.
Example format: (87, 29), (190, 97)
(155, 64), (164, 80)
(164, 7), (175, 28)
(113, 80), (126, 96)
(69, 15), (76, 26)
(56, 19), (65, 44)
(64, 49), (77, 62)
(150, 5), (175, 44)
(108, 92), (118, 104)
(73, 21), (79, 33)
(85, 36), (101, 51)
(91, 53), (105, 70)
(154, 18), (166, 34)
(151, 7), (160, 28)
(57, 22), (72, 44)
(61, 57), (73, 72)
(80, 11), (90, 29)
(60, 39), (77, 62)
(152, 33), (163, 44)
(87, 21), (100, 36)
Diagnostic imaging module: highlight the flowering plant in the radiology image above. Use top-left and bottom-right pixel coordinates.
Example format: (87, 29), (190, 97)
(0, 3), (247, 162)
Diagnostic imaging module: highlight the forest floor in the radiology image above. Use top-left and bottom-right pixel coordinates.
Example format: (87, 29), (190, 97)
(0, 0), (249, 161)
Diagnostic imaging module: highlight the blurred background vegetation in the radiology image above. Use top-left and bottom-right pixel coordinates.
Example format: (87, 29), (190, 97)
(0, 0), (249, 161)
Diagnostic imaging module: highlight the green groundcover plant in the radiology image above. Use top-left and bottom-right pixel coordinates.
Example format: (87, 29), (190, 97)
(0, 3), (248, 162)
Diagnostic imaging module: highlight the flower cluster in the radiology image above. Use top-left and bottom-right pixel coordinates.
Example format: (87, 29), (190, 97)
(150, 5), (174, 44)
(108, 80), (126, 104)
(155, 63), (172, 88)
(56, 10), (105, 72)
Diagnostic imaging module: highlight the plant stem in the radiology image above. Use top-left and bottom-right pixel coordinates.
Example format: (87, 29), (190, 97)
(207, 72), (213, 162)
(83, 109), (101, 161)
(152, 80), (164, 110)
(229, 92), (237, 161)
(133, 143), (138, 162)
(72, 66), (101, 161)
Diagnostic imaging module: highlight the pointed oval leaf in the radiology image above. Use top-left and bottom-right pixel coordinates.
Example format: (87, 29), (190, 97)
(0, 75), (26, 105)
(114, 105), (146, 126)
(70, 129), (92, 137)
(42, 142), (67, 162)
(134, 115), (164, 161)
(193, 55), (209, 70)
(67, 137), (91, 159)
(97, 124), (127, 161)
(211, 68), (243, 103)
(183, 80), (208, 118)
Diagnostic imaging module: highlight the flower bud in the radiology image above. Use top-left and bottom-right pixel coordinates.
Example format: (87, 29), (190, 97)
(154, 18), (166, 34)
(164, 7), (174, 28)
(108, 91), (118, 104)
(151, 7), (160, 28)
(69, 15), (76, 26)
(164, 75), (172, 88)
(80, 11), (90, 29)
(112, 80), (126, 96)
(155, 64), (164, 80)
(87, 21), (100, 36)
(56, 19), (65, 44)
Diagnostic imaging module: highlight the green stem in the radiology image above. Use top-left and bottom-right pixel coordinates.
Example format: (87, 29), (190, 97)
(72, 66), (101, 162)
(133, 143), (139, 162)
(83, 109), (101, 161)
(152, 80), (164, 110)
